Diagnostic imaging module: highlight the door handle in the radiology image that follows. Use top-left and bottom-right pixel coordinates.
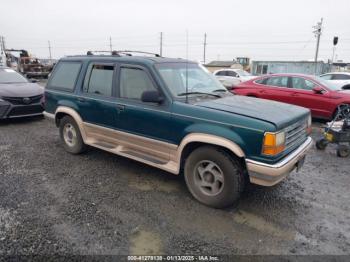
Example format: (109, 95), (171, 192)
(77, 97), (86, 102)
(116, 104), (125, 112)
(291, 93), (299, 97)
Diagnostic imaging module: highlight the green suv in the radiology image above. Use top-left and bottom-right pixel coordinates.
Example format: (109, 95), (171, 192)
(44, 54), (312, 208)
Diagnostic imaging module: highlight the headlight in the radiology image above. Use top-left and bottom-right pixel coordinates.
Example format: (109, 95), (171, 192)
(306, 115), (312, 134)
(262, 131), (286, 156)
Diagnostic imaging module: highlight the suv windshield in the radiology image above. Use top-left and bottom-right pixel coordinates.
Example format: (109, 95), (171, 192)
(155, 63), (227, 97)
(0, 69), (28, 83)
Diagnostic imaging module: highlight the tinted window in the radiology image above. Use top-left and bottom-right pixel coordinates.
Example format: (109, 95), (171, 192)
(320, 74), (332, 80)
(227, 71), (238, 77)
(255, 78), (267, 84)
(216, 71), (226, 76)
(49, 62), (81, 91)
(266, 76), (288, 87)
(291, 77), (316, 90)
(84, 64), (114, 96)
(332, 74), (350, 80)
(119, 67), (157, 100)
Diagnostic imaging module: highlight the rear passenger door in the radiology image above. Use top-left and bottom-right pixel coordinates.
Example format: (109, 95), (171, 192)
(114, 64), (173, 144)
(258, 76), (292, 103)
(77, 62), (117, 128)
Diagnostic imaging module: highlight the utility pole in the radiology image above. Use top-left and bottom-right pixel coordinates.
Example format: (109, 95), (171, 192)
(159, 32), (163, 56)
(109, 36), (113, 52)
(48, 40), (52, 63)
(203, 33), (207, 65)
(313, 18), (323, 74)
(1, 36), (7, 66)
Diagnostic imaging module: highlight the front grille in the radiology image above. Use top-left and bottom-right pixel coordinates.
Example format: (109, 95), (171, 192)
(285, 119), (308, 151)
(8, 105), (44, 117)
(2, 95), (43, 105)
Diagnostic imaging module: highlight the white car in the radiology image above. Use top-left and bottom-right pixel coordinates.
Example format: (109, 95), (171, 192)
(319, 72), (350, 90)
(213, 69), (256, 88)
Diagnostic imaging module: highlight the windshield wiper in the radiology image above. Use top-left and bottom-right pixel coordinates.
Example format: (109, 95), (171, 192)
(177, 91), (221, 98)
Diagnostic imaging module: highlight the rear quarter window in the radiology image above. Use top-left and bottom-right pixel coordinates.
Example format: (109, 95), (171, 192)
(48, 61), (82, 91)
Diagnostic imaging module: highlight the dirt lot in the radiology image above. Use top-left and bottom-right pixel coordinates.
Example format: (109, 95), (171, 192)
(0, 117), (349, 256)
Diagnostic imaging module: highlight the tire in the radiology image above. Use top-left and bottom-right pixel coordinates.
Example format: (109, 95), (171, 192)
(184, 146), (244, 208)
(59, 116), (86, 154)
(334, 104), (350, 120)
(336, 145), (350, 158)
(316, 138), (328, 150)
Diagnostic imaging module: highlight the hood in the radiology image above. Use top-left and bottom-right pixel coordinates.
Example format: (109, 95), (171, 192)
(196, 96), (309, 129)
(338, 90), (350, 95)
(0, 82), (44, 98)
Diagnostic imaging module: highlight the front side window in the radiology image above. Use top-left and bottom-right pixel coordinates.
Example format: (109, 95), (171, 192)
(227, 71), (238, 77)
(291, 77), (316, 90)
(156, 63), (226, 97)
(265, 76), (289, 88)
(119, 67), (157, 100)
(84, 64), (114, 96)
(49, 61), (82, 91)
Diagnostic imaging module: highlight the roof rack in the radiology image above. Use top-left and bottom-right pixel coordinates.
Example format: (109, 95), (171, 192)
(86, 50), (161, 57)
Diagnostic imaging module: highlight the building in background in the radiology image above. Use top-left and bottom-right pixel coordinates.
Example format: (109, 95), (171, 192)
(205, 60), (243, 73)
(251, 60), (331, 75)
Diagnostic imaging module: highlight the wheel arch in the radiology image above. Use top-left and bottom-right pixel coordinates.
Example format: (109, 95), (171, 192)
(176, 133), (246, 173)
(55, 106), (87, 141)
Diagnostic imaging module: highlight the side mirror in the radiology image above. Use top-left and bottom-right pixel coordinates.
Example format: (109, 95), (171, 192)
(141, 90), (164, 104)
(312, 86), (324, 94)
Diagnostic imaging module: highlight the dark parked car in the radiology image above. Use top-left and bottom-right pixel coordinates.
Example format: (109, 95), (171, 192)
(0, 67), (44, 119)
(233, 73), (350, 120)
(44, 55), (312, 208)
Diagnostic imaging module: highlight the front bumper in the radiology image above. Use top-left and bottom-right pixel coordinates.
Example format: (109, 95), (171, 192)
(0, 101), (44, 119)
(246, 137), (313, 186)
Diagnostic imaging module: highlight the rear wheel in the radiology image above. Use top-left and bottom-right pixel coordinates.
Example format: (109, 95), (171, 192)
(337, 144), (350, 158)
(184, 146), (244, 208)
(59, 116), (86, 154)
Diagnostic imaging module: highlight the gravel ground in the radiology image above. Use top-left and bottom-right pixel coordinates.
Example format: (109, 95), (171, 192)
(0, 117), (349, 256)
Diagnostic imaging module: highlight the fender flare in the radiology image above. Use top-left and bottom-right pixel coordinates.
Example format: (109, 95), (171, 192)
(55, 106), (88, 142)
(175, 133), (245, 168)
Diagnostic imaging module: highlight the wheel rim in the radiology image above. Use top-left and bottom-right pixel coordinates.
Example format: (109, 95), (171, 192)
(63, 123), (77, 147)
(193, 160), (224, 196)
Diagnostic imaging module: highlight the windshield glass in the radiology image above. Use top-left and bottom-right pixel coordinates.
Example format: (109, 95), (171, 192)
(0, 69), (28, 83)
(155, 63), (227, 96)
(236, 69), (251, 76)
(314, 76), (342, 91)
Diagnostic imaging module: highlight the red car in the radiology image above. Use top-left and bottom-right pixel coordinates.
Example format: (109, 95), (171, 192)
(233, 73), (350, 120)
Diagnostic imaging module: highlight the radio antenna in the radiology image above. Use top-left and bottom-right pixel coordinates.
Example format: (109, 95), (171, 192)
(185, 30), (189, 104)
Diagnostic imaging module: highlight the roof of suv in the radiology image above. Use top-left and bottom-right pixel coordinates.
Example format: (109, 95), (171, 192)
(61, 55), (193, 66)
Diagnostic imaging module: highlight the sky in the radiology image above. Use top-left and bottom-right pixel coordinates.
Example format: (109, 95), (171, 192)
(1, 0), (350, 63)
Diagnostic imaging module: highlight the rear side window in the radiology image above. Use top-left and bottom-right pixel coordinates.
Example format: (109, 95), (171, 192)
(265, 76), (289, 87)
(49, 61), (82, 91)
(332, 74), (350, 80)
(84, 64), (114, 96)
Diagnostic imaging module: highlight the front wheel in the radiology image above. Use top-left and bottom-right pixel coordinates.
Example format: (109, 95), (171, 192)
(184, 146), (245, 208)
(316, 138), (328, 150)
(59, 116), (86, 154)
